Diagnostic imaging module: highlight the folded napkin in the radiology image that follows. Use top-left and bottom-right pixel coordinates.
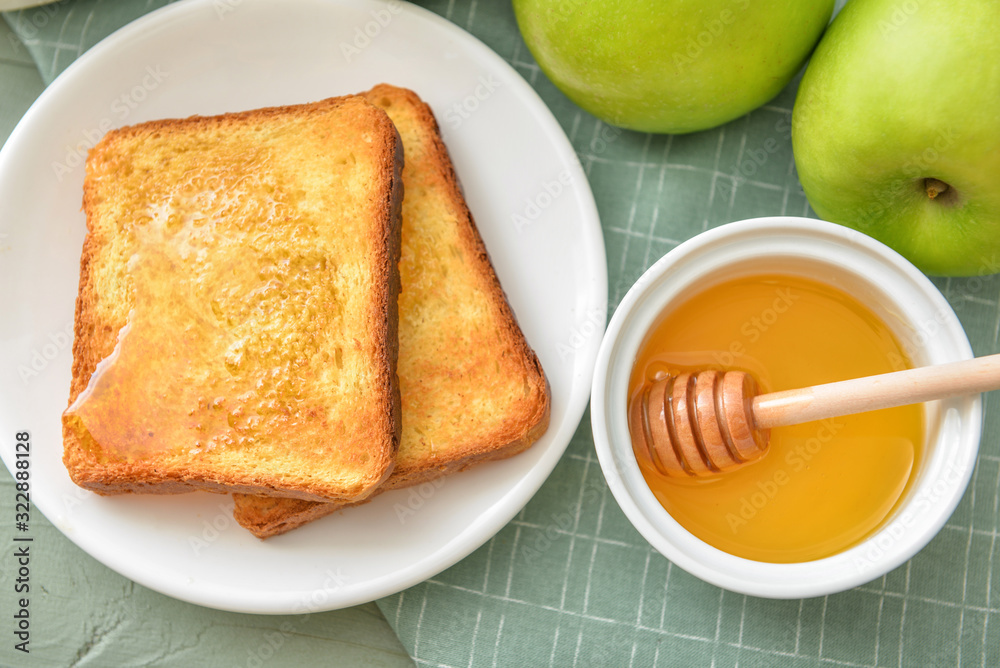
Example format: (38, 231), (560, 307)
(6, 1), (999, 667)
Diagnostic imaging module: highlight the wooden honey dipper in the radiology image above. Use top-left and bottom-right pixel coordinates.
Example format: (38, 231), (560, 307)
(629, 354), (1000, 478)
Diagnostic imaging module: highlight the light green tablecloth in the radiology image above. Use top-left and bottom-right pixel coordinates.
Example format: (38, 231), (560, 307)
(3, 1), (1000, 666)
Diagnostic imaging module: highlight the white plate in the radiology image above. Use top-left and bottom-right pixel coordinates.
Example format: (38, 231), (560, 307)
(0, 0), (606, 614)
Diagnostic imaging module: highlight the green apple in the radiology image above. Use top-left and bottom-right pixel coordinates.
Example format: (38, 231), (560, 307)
(512, 0), (834, 134)
(792, 0), (1000, 276)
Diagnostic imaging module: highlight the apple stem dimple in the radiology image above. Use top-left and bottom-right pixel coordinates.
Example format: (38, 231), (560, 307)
(925, 178), (950, 200)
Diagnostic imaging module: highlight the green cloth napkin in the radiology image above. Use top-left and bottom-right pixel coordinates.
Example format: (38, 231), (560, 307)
(6, 1), (1000, 666)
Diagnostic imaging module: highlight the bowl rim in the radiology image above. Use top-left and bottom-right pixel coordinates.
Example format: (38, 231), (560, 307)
(590, 216), (982, 599)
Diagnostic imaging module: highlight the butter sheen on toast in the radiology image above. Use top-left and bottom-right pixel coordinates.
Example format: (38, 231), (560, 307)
(63, 95), (404, 503)
(232, 85), (551, 537)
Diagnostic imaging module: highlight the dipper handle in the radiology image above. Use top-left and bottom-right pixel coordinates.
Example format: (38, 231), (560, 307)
(753, 353), (1000, 429)
(630, 353), (1000, 478)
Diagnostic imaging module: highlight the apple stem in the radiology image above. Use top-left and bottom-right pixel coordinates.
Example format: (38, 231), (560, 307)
(925, 178), (950, 200)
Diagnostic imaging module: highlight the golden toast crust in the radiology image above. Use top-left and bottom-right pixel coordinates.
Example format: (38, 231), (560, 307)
(63, 95), (404, 503)
(233, 84), (551, 536)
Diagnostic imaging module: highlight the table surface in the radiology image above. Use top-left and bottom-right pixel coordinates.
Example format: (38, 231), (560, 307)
(3, 2), (1000, 667)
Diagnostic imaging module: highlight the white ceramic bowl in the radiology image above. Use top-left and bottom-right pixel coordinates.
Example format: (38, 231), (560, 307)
(591, 216), (982, 599)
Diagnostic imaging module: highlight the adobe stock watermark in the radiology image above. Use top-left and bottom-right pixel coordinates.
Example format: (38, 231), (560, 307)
(876, 0), (925, 37)
(945, 255), (1000, 314)
(710, 105), (794, 204)
(672, 0), (751, 74)
(852, 126), (959, 232)
(189, 499), (238, 556)
(734, 135), (785, 182)
(337, 0), (404, 63)
(726, 418), (845, 533)
(510, 120), (622, 233)
(5, 0), (66, 56)
(556, 306), (605, 361)
(539, 0), (587, 23)
(511, 169), (574, 233)
(393, 477), (446, 524)
(443, 75), (503, 129)
(52, 65), (170, 182)
(852, 454), (969, 575)
(519, 467), (614, 565)
(213, 0), (244, 19)
(519, 508), (574, 566)
(711, 286), (799, 369)
(588, 123), (624, 156)
(17, 321), (74, 384)
(884, 305), (965, 372)
(900, 127), (960, 182)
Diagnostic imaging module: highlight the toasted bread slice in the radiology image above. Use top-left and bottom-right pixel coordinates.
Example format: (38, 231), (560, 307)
(62, 95), (404, 503)
(232, 84), (550, 537)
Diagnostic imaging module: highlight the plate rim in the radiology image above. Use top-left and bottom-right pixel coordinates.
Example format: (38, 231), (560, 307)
(0, 0), (608, 613)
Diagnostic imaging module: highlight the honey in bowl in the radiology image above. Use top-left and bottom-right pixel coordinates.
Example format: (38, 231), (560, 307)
(628, 273), (924, 563)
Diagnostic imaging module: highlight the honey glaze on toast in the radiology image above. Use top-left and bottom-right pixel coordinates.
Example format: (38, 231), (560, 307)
(63, 95), (404, 503)
(66, 164), (337, 458)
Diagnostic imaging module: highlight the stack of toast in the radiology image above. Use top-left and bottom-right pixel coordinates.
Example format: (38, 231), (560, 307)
(63, 84), (550, 538)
